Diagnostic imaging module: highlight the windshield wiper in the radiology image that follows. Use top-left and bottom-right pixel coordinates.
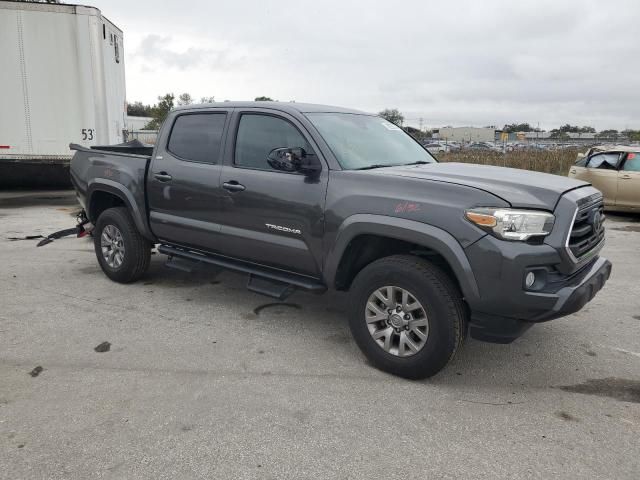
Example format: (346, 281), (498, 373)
(403, 161), (430, 166)
(354, 164), (396, 171)
(355, 161), (431, 171)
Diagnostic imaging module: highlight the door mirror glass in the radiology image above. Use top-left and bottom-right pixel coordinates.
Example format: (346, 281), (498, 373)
(267, 147), (320, 174)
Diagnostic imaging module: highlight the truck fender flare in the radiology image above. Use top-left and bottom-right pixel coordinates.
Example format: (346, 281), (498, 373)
(87, 179), (155, 241)
(324, 214), (480, 302)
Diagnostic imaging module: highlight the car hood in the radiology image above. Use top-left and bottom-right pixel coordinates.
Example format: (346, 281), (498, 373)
(372, 162), (589, 210)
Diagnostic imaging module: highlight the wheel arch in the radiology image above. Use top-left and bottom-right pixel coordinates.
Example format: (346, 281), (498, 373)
(324, 214), (480, 305)
(87, 180), (155, 241)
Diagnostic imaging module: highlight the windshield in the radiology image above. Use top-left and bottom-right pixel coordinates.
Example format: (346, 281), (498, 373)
(305, 113), (437, 170)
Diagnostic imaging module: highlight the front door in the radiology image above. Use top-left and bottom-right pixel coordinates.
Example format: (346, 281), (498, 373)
(616, 152), (640, 210)
(217, 111), (328, 277)
(571, 152), (621, 206)
(147, 110), (230, 251)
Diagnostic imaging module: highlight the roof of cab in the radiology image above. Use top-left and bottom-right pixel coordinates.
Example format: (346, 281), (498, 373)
(173, 101), (372, 115)
(589, 144), (640, 153)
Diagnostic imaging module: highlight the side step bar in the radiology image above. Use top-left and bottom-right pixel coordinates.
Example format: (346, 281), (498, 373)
(158, 244), (327, 296)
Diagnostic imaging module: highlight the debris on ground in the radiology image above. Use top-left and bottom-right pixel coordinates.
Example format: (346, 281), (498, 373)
(28, 366), (43, 377)
(8, 235), (44, 241)
(94, 341), (111, 353)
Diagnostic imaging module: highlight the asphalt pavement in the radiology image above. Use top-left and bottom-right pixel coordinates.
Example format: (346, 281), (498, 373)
(1, 190), (638, 479)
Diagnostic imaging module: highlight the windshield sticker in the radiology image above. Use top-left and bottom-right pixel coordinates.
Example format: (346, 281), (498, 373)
(381, 122), (402, 131)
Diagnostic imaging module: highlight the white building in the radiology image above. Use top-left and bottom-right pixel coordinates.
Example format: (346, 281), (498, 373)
(436, 127), (495, 143)
(126, 116), (153, 131)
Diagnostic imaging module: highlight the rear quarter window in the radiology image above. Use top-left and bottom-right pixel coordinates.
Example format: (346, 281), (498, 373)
(167, 113), (227, 164)
(622, 152), (640, 172)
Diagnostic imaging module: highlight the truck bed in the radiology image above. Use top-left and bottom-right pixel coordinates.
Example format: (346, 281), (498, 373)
(69, 142), (153, 239)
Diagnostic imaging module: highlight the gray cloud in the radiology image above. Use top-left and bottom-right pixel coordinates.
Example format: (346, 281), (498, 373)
(133, 34), (245, 72)
(97, 0), (639, 130)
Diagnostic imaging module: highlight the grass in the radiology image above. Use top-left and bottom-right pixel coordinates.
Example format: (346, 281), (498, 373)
(438, 148), (579, 176)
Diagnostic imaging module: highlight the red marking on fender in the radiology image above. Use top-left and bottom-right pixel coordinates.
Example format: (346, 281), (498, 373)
(0, 145), (10, 149)
(395, 201), (421, 213)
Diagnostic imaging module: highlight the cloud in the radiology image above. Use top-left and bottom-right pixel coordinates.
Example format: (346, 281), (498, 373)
(97, 0), (640, 129)
(133, 34), (244, 71)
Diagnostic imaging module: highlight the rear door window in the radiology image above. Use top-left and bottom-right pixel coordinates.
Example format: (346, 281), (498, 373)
(622, 152), (640, 172)
(586, 153), (620, 170)
(167, 113), (227, 164)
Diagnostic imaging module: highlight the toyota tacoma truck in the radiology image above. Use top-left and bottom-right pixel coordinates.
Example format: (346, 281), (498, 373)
(69, 102), (611, 379)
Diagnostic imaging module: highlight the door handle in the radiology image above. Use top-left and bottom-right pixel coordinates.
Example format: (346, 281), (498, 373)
(223, 181), (246, 192)
(154, 172), (173, 182)
(570, 169), (577, 174)
(620, 175), (632, 180)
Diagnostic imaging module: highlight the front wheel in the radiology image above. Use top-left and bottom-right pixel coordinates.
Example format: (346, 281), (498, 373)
(94, 207), (151, 283)
(348, 255), (467, 379)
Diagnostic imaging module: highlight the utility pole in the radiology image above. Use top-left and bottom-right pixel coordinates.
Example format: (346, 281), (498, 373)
(419, 117), (424, 132)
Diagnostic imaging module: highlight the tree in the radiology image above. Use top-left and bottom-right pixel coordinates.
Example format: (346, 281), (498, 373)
(622, 129), (640, 141)
(549, 130), (570, 140)
(558, 124), (581, 133)
(254, 96), (274, 101)
(403, 125), (428, 142)
(502, 123), (534, 133)
(578, 126), (596, 133)
(144, 93), (175, 130)
(379, 108), (404, 127)
(596, 129), (619, 139)
(177, 93), (193, 106)
(127, 101), (153, 117)
(199, 96), (215, 103)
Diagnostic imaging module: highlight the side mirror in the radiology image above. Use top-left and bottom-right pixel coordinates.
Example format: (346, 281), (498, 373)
(267, 147), (321, 174)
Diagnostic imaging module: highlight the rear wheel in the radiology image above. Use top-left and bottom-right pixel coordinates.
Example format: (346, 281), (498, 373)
(348, 254), (467, 379)
(94, 207), (151, 283)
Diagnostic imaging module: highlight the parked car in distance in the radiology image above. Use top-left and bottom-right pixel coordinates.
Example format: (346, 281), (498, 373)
(569, 145), (640, 212)
(69, 102), (611, 379)
(423, 142), (448, 154)
(467, 142), (503, 153)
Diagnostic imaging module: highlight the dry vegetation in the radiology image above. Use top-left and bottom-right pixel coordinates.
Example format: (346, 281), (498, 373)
(438, 148), (579, 176)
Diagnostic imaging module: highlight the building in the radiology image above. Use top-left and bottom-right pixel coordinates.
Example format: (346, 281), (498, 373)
(125, 116), (153, 131)
(435, 127), (495, 143)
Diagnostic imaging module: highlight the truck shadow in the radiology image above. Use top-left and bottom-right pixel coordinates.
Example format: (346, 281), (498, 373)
(139, 256), (596, 389)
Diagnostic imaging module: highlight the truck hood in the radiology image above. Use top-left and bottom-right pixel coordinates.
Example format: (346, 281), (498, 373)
(374, 162), (589, 210)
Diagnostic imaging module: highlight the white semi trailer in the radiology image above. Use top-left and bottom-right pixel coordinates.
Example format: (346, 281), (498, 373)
(0, 0), (126, 187)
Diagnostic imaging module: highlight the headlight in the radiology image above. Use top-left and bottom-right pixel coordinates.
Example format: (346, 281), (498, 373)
(465, 208), (555, 241)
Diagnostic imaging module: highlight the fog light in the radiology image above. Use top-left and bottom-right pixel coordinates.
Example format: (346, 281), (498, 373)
(525, 272), (536, 288)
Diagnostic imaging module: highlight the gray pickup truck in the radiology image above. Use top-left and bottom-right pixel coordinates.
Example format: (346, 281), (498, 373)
(69, 102), (611, 378)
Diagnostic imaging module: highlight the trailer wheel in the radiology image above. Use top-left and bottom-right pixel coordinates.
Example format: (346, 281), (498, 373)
(94, 207), (151, 283)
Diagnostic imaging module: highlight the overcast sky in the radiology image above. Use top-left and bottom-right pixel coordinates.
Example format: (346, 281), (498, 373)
(94, 0), (639, 130)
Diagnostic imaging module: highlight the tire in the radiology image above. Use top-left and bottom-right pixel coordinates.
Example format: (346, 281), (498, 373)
(348, 254), (467, 379)
(94, 207), (151, 283)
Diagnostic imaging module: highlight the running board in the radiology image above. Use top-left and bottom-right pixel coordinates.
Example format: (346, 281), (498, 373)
(157, 244), (326, 295)
(246, 274), (296, 300)
(165, 256), (200, 273)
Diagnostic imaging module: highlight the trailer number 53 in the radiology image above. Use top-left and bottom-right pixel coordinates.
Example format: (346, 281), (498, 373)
(81, 129), (95, 141)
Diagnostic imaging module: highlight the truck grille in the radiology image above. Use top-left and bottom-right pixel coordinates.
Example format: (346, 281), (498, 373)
(567, 195), (605, 262)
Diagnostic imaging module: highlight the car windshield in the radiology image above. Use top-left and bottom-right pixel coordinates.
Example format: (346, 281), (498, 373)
(305, 113), (436, 170)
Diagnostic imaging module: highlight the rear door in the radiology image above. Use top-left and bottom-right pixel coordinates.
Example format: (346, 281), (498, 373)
(616, 152), (640, 210)
(216, 109), (329, 276)
(147, 109), (231, 251)
(569, 152), (620, 206)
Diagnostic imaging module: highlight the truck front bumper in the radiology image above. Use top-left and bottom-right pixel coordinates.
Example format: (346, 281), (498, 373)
(464, 235), (612, 344)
